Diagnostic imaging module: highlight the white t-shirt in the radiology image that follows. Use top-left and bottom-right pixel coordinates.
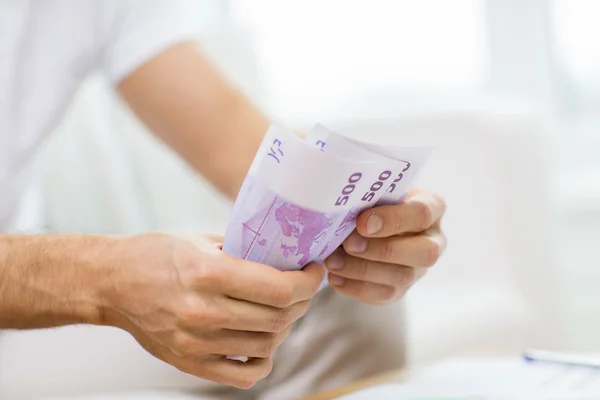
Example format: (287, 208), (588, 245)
(0, 0), (201, 233)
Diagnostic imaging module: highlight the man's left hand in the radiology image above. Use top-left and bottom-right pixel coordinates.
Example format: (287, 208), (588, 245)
(325, 188), (447, 304)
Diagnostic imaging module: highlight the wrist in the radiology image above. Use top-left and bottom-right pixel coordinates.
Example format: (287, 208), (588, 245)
(71, 234), (125, 327)
(92, 232), (167, 330)
(39, 234), (123, 327)
(0, 234), (123, 329)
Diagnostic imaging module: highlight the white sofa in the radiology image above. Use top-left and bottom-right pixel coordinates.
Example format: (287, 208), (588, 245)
(322, 112), (564, 364)
(0, 80), (563, 397)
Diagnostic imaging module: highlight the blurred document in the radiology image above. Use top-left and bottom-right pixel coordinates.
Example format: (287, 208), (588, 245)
(222, 123), (431, 271)
(339, 357), (600, 400)
(39, 390), (212, 400)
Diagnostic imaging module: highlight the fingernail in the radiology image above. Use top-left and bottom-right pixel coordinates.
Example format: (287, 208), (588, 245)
(327, 251), (344, 270)
(330, 274), (345, 286)
(346, 234), (367, 253)
(366, 214), (383, 235)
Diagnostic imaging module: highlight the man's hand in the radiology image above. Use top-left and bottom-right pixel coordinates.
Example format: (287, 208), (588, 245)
(101, 233), (324, 389)
(325, 189), (446, 304)
(0, 233), (323, 389)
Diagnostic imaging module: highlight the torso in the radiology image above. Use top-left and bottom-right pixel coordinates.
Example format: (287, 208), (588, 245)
(0, 0), (98, 232)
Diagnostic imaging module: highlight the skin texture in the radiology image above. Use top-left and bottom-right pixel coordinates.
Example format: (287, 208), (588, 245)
(327, 189), (447, 304)
(0, 42), (447, 388)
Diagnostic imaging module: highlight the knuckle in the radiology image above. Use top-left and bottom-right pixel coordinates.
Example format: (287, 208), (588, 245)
(381, 239), (396, 263)
(172, 332), (195, 357)
(236, 378), (258, 390)
(393, 209), (407, 233)
(308, 274), (322, 296)
(416, 201), (433, 231)
(272, 308), (293, 332)
(193, 262), (222, 287)
(406, 267), (417, 285)
(262, 357), (275, 377)
(178, 299), (230, 328)
(258, 333), (279, 357)
(172, 241), (213, 284)
(173, 358), (208, 378)
(174, 361), (195, 376)
(272, 283), (294, 308)
(353, 281), (369, 299)
(395, 267), (416, 288)
(380, 286), (398, 303)
(365, 285), (397, 305)
(354, 258), (370, 280)
(440, 231), (448, 251)
(177, 305), (199, 327)
(435, 193), (447, 214)
(423, 238), (441, 267)
(294, 300), (311, 320)
(279, 324), (293, 342)
(177, 298), (204, 327)
(229, 372), (259, 390)
(203, 308), (232, 328)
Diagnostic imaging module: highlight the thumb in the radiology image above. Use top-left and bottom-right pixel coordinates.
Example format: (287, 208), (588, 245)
(301, 262), (327, 284)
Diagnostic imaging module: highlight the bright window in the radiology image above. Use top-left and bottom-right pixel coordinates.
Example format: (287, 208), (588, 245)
(552, 0), (600, 115)
(231, 0), (488, 121)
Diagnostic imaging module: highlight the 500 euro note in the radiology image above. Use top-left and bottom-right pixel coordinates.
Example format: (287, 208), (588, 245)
(307, 124), (432, 205)
(222, 123), (432, 271)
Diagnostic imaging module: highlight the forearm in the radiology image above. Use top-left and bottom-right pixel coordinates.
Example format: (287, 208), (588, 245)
(118, 42), (271, 199)
(167, 95), (269, 199)
(0, 234), (114, 329)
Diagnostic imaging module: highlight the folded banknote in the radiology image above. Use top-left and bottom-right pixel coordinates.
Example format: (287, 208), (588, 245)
(222, 123), (431, 272)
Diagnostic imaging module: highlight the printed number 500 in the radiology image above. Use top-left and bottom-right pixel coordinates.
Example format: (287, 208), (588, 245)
(336, 172), (362, 206)
(361, 170), (392, 202)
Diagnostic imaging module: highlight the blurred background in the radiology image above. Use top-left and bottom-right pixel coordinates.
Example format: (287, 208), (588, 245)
(18, 0), (600, 384)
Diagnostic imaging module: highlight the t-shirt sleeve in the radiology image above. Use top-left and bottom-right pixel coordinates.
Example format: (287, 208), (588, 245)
(97, 0), (203, 84)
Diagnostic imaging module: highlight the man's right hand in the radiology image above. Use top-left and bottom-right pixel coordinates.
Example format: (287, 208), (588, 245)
(100, 233), (324, 389)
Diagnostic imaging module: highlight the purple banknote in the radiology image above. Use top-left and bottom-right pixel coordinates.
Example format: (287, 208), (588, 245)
(222, 123), (431, 271)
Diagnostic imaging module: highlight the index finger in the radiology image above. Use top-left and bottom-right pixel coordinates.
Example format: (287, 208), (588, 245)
(219, 257), (325, 308)
(357, 189), (446, 237)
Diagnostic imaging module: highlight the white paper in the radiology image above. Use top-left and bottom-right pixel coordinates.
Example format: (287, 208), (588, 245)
(339, 357), (600, 400)
(306, 124), (433, 204)
(249, 123), (390, 212)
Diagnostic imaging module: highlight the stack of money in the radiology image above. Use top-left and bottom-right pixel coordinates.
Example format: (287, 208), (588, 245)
(223, 123), (431, 273)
